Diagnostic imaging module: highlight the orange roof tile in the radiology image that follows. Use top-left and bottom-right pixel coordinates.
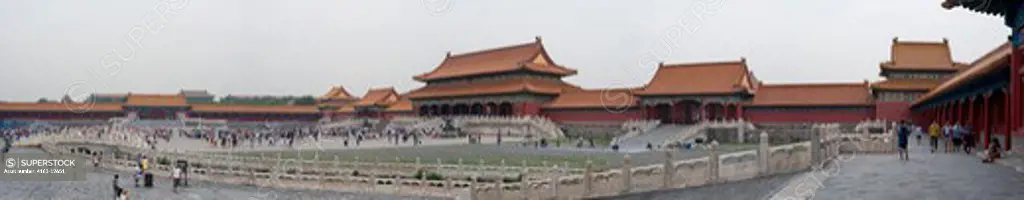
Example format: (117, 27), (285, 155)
(871, 78), (945, 92)
(406, 78), (581, 99)
(352, 87), (400, 107)
(190, 104), (319, 114)
(319, 86), (356, 100)
(749, 83), (871, 107)
(634, 60), (755, 96)
(914, 42), (1011, 106)
(880, 38), (960, 71)
(544, 88), (638, 109)
(413, 37), (577, 81)
(384, 97), (413, 112)
(123, 94), (188, 107)
(0, 102), (123, 112)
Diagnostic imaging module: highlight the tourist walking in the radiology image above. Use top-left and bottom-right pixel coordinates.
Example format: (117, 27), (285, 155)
(963, 126), (975, 154)
(950, 123), (958, 152)
(112, 174), (122, 199)
(896, 121), (910, 160)
(928, 122), (940, 153)
(172, 164), (182, 193)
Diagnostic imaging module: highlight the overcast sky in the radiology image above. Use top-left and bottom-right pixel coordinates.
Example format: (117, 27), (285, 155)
(0, 0), (1008, 101)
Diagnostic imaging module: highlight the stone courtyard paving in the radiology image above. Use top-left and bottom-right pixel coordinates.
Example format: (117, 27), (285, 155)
(808, 143), (1024, 200)
(589, 172), (801, 200)
(0, 148), (441, 200)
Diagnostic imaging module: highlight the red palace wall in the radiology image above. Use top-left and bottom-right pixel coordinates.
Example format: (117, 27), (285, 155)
(518, 102), (544, 116)
(743, 107), (875, 123)
(875, 102), (912, 122)
(542, 108), (644, 122)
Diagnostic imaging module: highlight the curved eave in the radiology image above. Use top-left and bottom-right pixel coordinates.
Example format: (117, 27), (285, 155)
(414, 66), (576, 82)
(912, 43), (1012, 108)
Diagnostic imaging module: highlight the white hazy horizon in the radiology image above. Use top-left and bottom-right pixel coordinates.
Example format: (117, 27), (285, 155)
(0, 0), (1008, 102)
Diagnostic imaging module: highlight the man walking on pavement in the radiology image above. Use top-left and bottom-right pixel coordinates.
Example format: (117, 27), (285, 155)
(897, 120), (910, 160)
(929, 122), (940, 153)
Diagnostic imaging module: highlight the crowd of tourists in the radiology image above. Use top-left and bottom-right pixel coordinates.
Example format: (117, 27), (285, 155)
(893, 120), (1003, 163)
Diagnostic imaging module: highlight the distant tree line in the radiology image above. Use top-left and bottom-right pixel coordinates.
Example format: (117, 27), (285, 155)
(216, 95), (317, 106)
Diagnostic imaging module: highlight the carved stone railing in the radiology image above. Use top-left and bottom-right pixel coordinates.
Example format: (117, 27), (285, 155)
(854, 119), (891, 134)
(616, 120), (660, 142)
(24, 124), (884, 199)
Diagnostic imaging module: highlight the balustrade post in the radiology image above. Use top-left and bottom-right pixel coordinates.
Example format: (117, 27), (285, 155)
(811, 127), (822, 166)
(521, 160), (529, 200)
(620, 154), (632, 195)
(496, 159), (505, 200)
(549, 163), (559, 200)
(441, 158), (452, 195)
(371, 157), (379, 193)
(394, 156), (402, 192)
(583, 159), (594, 198)
(759, 132), (770, 176)
(469, 174), (478, 200)
(662, 151), (673, 189)
(417, 157), (425, 191)
(707, 141), (720, 184)
(275, 152), (283, 183)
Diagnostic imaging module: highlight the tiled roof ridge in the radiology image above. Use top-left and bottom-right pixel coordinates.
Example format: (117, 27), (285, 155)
(660, 59), (744, 68)
(892, 37), (948, 45)
(367, 86), (396, 92)
(447, 39), (539, 58)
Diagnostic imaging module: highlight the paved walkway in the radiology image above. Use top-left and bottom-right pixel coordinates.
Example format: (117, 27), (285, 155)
(0, 148), (440, 200)
(807, 142), (1024, 200)
(591, 172), (800, 200)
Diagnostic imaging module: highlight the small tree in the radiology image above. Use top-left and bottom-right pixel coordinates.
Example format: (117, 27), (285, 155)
(293, 96), (317, 105)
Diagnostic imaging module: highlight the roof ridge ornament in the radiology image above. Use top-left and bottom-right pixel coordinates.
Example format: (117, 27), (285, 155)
(535, 36), (542, 43)
(893, 37), (899, 44)
(942, 38), (949, 45)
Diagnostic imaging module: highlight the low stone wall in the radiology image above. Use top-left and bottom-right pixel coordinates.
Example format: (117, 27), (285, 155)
(30, 127), (891, 200)
(470, 134), (824, 199)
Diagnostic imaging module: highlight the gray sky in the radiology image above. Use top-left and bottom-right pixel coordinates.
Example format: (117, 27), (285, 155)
(0, 0), (1008, 101)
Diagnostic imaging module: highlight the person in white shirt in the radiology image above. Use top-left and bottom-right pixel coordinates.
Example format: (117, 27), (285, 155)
(172, 165), (182, 193)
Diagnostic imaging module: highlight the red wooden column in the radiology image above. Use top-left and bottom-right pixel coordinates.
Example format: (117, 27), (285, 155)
(699, 102), (707, 122)
(1011, 47), (1022, 151)
(954, 101), (962, 124)
(983, 95), (991, 148)
(968, 98), (975, 129)
(1007, 90), (1014, 150)
(737, 104), (744, 121)
(941, 104), (948, 125)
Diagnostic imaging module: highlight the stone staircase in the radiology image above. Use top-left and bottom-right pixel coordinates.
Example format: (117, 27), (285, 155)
(614, 124), (697, 152)
(454, 116), (565, 138)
